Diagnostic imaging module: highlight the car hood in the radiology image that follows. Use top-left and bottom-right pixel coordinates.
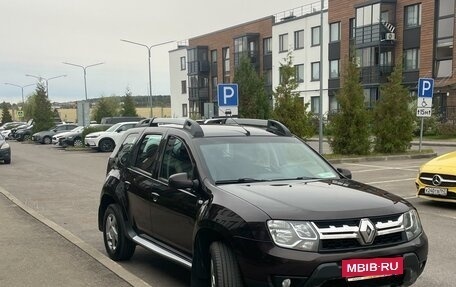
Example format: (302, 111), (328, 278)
(54, 131), (73, 138)
(420, 151), (456, 173)
(62, 131), (82, 138)
(219, 179), (411, 220)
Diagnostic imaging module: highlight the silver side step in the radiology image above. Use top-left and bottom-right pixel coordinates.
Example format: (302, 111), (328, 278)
(132, 235), (192, 269)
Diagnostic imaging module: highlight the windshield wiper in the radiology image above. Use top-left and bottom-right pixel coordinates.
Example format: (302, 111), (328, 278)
(269, 176), (321, 181)
(215, 178), (270, 184)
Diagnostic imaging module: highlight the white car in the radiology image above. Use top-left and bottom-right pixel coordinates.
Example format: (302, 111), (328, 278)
(52, 126), (84, 145)
(84, 122), (138, 152)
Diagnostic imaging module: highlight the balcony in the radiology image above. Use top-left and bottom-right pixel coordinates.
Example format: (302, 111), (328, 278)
(360, 66), (393, 85)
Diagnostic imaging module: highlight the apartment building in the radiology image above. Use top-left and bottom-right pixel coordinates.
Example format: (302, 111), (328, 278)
(329, 0), (456, 120)
(272, 1), (330, 116)
(169, 43), (189, 118)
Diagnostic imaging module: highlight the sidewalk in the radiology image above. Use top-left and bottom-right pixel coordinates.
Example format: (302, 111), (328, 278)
(0, 188), (150, 287)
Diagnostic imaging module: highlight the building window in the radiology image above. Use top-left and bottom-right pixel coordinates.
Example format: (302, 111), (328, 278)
(295, 64), (304, 83)
(264, 69), (272, 86)
(349, 18), (356, 39)
(405, 4), (421, 28)
(311, 96), (320, 113)
(211, 50), (217, 63)
(222, 47), (230, 83)
(181, 80), (187, 94)
(329, 60), (339, 79)
(182, 104), (188, 117)
(436, 60), (453, 78)
(294, 30), (304, 49)
(263, 37), (272, 54)
(311, 26), (320, 46)
(311, 62), (320, 81)
(439, 0), (455, 17)
(180, 56), (186, 70)
(330, 22), (340, 42)
(279, 34), (288, 52)
(404, 48), (420, 71)
(437, 17), (454, 38)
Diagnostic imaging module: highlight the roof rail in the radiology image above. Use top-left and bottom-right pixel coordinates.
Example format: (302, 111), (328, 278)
(183, 119), (204, 137)
(266, 120), (293, 136)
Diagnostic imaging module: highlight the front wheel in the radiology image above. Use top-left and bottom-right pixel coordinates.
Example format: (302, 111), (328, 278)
(43, 136), (52, 144)
(99, 139), (115, 152)
(209, 242), (243, 287)
(103, 204), (136, 261)
(4, 157), (11, 164)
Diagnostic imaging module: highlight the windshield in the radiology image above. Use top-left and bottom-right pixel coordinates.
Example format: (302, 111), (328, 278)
(197, 137), (339, 183)
(106, 123), (122, 132)
(71, 126), (84, 132)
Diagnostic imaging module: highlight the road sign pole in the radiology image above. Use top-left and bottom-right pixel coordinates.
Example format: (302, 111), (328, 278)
(419, 117), (424, 152)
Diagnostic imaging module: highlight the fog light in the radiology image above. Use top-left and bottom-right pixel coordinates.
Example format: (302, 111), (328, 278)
(282, 278), (291, 287)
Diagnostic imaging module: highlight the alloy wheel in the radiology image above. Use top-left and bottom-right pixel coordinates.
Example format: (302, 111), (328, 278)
(105, 213), (119, 252)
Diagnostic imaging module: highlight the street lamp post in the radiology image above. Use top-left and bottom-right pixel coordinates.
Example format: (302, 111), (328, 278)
(4, 82), (35, 104)
(25, 74), (67, 98)
(121, 39), (174, 117)
(62, 62), (104, 126)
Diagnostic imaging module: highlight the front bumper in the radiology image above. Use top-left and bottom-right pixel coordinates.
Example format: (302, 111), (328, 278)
(0, 148), (11, 160)
(416, 179), (456, 203)
(233, 232), (428, 287)
(85, 138), (98, 148)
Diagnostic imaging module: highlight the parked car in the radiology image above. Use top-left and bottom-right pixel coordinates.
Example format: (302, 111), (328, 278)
(0, 121), (26, 131)
(52, 126), (84, 145)
(135, 117), (187, 127)
(98, 119), (428, 287)
(32, 124), (79, 144)
(85, 121), (138, 152)
(416, 150), (456, 202)
(0, 133), (11, 164)
(100, 116), (144, 125)
(13, 125), (34, 141)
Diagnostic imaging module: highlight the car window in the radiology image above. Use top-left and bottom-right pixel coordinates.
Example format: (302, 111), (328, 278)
(159, 136), (193, 181)
(197, 137), (338, 183)
(135, 134), (163, 173)
(116, 133), (139, 167)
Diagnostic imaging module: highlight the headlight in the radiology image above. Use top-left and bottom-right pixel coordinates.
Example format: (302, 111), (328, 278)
(0, 143), (9, 149)
(67, 136), (74, 139)
(403, 209), (423, 241)
(267, 220), (319, 252)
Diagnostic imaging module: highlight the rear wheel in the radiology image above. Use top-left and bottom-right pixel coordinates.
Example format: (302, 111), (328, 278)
(209, 242), (243, 287)
(103, 204), (135, 261)
(99, 139), (115, 152)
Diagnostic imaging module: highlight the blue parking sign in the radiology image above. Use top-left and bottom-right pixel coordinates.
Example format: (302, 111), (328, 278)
(418, 78), (434, 98)
(217, 84), (238, 107)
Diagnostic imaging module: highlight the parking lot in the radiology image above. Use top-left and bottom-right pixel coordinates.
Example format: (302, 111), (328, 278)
(0, 141), (455, 286)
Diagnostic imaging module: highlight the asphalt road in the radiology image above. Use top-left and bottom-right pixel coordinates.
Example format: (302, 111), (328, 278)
(0, 141), (455, 286)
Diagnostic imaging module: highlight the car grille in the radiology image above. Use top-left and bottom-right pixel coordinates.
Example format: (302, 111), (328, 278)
(313, 214), (406, 252)
(419, 172), (456, 187)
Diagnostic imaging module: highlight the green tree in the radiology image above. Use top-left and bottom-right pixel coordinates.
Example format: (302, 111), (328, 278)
(32, 83), (54, 133)
(1, 102), (13, 124)
(272, 53), (314, 139)
(373, 62), (414, 153)
(328, 57), (371, 155)
(91, 96), (121, 123)
(121, 88), (138, 117)
(23, 94), (36, 121)
(233, 56), (270, 118)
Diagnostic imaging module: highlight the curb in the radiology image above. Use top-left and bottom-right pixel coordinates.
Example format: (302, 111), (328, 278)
(326, 152), (438, 164)
(0, 186), (152, 287)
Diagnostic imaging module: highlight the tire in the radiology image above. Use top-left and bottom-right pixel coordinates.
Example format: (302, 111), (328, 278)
(73, 137), (83, 147)
(209, 242), (243, 287)
(43, 136), (52, 144)
(103, 204), (136, 261)
(99, 139), (115, 152)
(4, 157), (11, 164)
(23, 134), (31, 141)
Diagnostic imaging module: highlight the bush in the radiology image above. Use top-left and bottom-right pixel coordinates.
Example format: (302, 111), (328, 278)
(436, 122), (456, 137)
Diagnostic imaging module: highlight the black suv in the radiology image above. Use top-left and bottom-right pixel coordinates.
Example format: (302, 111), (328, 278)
(98, 119), (427, 287)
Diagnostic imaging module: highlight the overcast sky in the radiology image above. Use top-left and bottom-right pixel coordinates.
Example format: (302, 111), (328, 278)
(1, 0), (310, 103)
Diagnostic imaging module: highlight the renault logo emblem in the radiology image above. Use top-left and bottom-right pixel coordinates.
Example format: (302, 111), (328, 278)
(359, 218), (376, 245)
(432, 175), (443, 186)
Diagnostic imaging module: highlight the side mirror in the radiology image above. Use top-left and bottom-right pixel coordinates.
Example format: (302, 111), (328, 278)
(337, 168), (352, 179)
(169, 173), (199, 190)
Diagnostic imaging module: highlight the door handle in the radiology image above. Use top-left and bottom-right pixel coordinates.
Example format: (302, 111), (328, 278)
(151, 192), (160, 203)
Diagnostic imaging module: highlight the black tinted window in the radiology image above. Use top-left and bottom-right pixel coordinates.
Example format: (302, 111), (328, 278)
(159, 137), (193, 180)
(135, 134), (163, 173)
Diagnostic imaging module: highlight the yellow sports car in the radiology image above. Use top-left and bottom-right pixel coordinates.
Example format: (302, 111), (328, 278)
(416, 151), (456, 202)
